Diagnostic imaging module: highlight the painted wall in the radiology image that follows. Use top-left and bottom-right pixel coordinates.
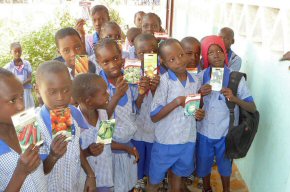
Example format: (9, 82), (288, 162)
(171, 0), (290, 191)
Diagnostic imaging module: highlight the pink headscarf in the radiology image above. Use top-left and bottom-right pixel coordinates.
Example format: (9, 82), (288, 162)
(201, 35), (228, 69)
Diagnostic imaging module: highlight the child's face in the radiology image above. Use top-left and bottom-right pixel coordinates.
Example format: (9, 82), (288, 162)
(101, 26), (121, 40)
(89, 79), (110, 109)
(37, 72), (72, 110)
(57, 35), (83, 69)
(207, 44), (225, 68)
(162, 42), (187, 74)
(135, 39), (158, 62)
(182, 42), (201, 68)
(0, 77), (24, 125)
(142, 16), (161, 35)
(11, 46), (22, 60)
(134, 13), (145, 28)
(92, 11), (110, 34)
(96, 45), (124, 79)
(219, 31), (233, 51)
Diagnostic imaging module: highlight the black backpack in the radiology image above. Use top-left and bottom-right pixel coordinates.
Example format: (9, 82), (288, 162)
(225, 72), (260, 159)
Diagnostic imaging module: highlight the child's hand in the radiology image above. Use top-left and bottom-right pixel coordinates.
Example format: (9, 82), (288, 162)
(199, 84), (212, 96)
(221, 88), (237, 102)
(17, 144), (41, 176)
(174, 96), (186, 107)
(150, 74), (160, 92)
(138, 76), (150, 95)
(126, 147), (140, 164)
(75, 19), (86, 37)
(195, 109), (205, 121)
(115, 76), (129, 98)
(88, 143), (104, 156)
(84, 176), (96, 192)
(50, 134), (68, 160)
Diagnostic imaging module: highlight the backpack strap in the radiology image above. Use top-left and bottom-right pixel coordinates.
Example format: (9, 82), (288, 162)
(226, 72), (246, 128)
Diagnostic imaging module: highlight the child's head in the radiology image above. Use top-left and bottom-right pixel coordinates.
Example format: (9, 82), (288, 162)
(0, 68), (24, 125)
(95, 38), (124, 79)
(134, 11), (145, 28)
(134, 33), (158, 62)
(91, 5), (110, 34)
(100, 21), (122, 40)
(181, 37), (201, 68)
(218, 27), (234, 52)
(201, 35), (228, 68)
(36, 60), (72, 110)
(10, 42), (22, 60)
(159, 38), (187, 74)
(72, 73), (109, 110)
(55, 27), (84, 69)
(126, 27), (142, 46)
(141, 13), (162, 35)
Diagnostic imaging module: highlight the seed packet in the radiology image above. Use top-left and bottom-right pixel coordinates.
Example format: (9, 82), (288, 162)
(144, 53), (158, 78)
(187, 67), (198, 75)
(210, 67), (224, 91)
(75, 55), (89, 75)
(124, 59), (141, 84)
(96, 119), (116, 144)
(184, 94), (201, 116)
(154, 32), (169, 40)
(12, 108), (43, 153)
(50, 108), (73, 141)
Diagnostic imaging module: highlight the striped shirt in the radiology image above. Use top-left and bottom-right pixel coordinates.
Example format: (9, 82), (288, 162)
(79, 109), (114, 188)
(0, 140), (47, 192)
(99, 70), (139, 143)
(197, 67), (254, 139)
(133, 91), (155, 143)
(150, 69), (201, 144)
(37, 105), (88, 192)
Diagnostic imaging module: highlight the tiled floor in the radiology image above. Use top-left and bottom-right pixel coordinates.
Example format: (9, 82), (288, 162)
(188, 163), (249, 192)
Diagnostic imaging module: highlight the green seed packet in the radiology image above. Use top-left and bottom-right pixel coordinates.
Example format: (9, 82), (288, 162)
(12, 108), (43, 153)
(210, 67), (224, 91)
(97, 119), (116, 144)
(144, 53), (158, 78)
(184, 94), (201, 116)
(124, 59), (141, 84)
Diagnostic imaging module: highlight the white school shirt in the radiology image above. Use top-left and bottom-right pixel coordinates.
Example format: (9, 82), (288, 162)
(197, 67), (254, 139)
(89, 54), (102, 75)
(37, 106), (84, 192)
(150, 69), (201, 145)
(79, 109), (114, 188)
(133, 91), (155, 143)
(0, 140), (48, 192)
(99, 70), (139, 143)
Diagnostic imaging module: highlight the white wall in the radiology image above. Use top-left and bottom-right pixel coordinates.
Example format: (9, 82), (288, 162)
(172, 0), (290, 191)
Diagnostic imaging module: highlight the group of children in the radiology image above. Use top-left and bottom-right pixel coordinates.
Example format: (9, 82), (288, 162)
(0, 4), (256, 192)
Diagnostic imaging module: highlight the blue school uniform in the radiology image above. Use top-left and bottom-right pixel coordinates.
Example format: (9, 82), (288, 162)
(132, 64), (166, 180)
(99, 70), (138, 192)
(227, 49), (242, 72)
(196, 66), (253, 177)
(123, 45), (137, 59)
(85, 32), (100, 56)
(5, 60), (35, 109)
(132, 91), (154, 180)
(0, 140), (48, 192)
(37, 105), (88, 192)
(149, 69), (201, 184)
(79, 109), (114, 190)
